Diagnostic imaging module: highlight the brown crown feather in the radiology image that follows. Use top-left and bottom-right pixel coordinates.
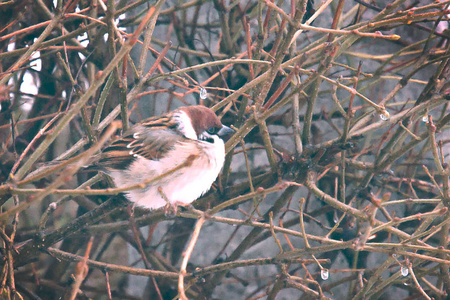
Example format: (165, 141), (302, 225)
(179, 105), (222, 136)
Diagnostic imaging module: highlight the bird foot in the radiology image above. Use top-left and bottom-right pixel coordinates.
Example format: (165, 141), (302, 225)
(163, 202), (178, 218)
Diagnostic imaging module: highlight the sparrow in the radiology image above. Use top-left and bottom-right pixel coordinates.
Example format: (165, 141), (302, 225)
(95, 105), (234, 210)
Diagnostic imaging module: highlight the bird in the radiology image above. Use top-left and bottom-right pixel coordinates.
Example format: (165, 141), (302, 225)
(95, 105), (234, 211)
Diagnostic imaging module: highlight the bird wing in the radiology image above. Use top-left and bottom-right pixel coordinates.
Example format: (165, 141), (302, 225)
(96, 114), (184, 169)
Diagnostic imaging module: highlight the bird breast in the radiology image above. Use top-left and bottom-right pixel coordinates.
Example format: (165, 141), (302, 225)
(108, 137), (225, 210)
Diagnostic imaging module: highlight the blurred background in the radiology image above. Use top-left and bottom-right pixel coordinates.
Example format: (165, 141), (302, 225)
(0, 0), (449, 299)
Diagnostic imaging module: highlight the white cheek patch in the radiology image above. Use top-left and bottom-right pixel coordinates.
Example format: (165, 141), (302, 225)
(174, 111), (197, 140)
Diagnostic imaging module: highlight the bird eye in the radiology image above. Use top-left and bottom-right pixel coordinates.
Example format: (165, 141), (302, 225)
(206, 127), (218, 135)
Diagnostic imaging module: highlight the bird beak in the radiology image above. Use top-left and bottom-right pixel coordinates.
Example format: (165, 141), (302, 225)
(218, 125), (235, 141)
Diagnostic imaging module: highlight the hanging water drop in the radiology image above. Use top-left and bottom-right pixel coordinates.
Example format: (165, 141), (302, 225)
(200, 87), (207, 99)
(321, 269), (329, 280)
(379, 110), (390, 121)
(401, 266), (409, 277)
(333, 211), (339, 223)
(422, 115), (429, 123)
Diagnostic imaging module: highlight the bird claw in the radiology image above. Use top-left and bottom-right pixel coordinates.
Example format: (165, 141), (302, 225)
(183, 203), (196, 211)
(164, 203), (178, 218)
(163, 202), (195, 217)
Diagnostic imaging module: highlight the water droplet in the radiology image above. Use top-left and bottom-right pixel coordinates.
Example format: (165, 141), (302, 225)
(333, 211), (339, 223)
(379, 110), (390, 121)
(392, 253), (397, 258)
(422, 115), (429, 123)
(401, 266), (409, 277)
(321, 269), (329, 280)
(200, 87), (207, 99)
